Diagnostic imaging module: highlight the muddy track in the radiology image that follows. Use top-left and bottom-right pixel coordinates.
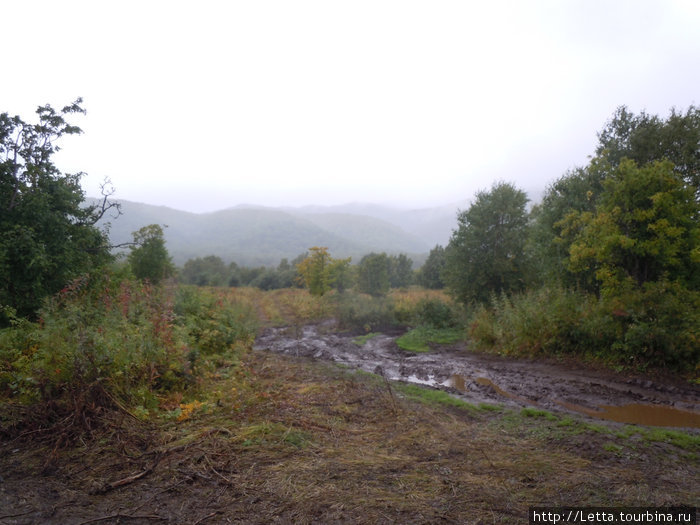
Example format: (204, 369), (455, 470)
(254, 324), (700, 428)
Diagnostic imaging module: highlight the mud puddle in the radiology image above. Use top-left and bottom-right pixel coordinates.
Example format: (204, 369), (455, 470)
(447, 374), (700, 428)
(254, 325), (700, 428)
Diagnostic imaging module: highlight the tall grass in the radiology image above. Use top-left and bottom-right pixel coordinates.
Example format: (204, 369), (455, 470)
(469, 283), (700, 372)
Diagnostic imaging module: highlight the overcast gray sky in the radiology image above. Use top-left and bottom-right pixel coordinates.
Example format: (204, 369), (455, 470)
(3, 0), (699, 212)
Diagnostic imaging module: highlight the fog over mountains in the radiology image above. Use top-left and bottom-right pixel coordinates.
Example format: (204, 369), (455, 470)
(93, 199), (467, 267)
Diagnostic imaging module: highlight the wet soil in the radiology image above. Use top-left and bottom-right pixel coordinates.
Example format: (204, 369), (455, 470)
(1, 348), (698, 524)
(254, 324), (700, 428)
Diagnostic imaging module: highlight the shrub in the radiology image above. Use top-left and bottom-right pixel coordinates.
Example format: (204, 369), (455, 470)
(332, 293), (399, 333)
(468, 283), (700, 372)
(600, 280), (700, 370)
(469, 286), (589, 356)
(174, 286), (258, 355)
(413, 298), (458, 329)
(0, 275), (259, 435)
(0, 272), (187, 421)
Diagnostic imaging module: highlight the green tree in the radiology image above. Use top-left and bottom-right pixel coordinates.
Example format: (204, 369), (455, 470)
(445, 182), (529, 305)
(237, 266), (265, 286)
(356, 252), (390, 297)
(0, 99), (114, 320)
(417, 245), (446, 289)
(228, 261), (242, 286)
(181, 255), (229, 286)
(251, 268), (284, 290)
(596, 105), (700, 196)
(128, 224), (174, 284)
(560, 159), (699, 294)
(328, 256), (353, 293)
(527, 161), (606, 288)
(389, 253), (413, 288)
(275, 257), (299, 289)
(529, 105), (700, 289)
(296, 247), (334, 296)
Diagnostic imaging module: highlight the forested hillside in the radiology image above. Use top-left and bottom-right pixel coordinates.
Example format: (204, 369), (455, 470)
(91, 200), (437, 266)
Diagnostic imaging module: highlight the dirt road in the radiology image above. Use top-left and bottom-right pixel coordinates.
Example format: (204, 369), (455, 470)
(255, 324), (700, 428)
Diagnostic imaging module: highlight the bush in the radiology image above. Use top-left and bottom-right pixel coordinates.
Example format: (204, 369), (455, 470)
(413, 298), (458, 329)
(0, 272), (187, 417)
(468, 283), (700, 372)
(0, 275), (259, 435)
(174, 286), (258, 355)
(332, 293), (399, 333)
(601, 280), (700, 370)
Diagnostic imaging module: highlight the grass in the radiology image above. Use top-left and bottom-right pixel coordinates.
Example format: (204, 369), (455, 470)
(352, 332), (382, 345)
(520, 407), (559, 421)
(394, 381), (480, 411)
(395, 326), (463, 352)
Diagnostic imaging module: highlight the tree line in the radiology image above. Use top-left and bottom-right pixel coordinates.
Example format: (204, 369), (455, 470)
(1, 99), (698, 370)
(440, 105), (698, 302)
(437, 105), (699, 370)
(178, 249), (416, 295)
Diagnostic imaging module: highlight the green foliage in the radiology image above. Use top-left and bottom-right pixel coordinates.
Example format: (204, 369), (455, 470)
(417, 245), (446, 289)
(0, 99), (113, 320)
(512, 106), (700, 372)
(180, 255), (230, 286)
(0, 272), (189, 416)
(527, 164), (605, 288)
(250, 268), (288, 291)
(128, 224), (175, 284)
(445, 182), (529, 305)
(179, 255), (304, 291)
(560, 159), (698, 294)
(596, 105), (700, 195)
(413, 298), (458, 329)
(295, 247), (347, 296)
(332, 293), (398, 332)
(388, 253), (414, 288)
(394, 382), (477, 411)
(174, 286), (257, 356)
(396, 326), (462, 353)
(356, 252), (391, 297)
(469, 287), (594, 357)
(520, 407), (558, 421)
(531, 105), (700, 291)
(468, 284), (699, 371)
(352, 332), (382, 346)
(329, 256), (354, 293)
(0, 275), (259, 433)
(296, 247), (332, 296)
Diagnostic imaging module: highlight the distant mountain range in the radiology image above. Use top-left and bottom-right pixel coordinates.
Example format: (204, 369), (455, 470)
(90, 199), (467, 267)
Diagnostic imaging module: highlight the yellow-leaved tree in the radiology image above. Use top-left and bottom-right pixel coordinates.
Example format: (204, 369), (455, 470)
(296, 247), (352, 296)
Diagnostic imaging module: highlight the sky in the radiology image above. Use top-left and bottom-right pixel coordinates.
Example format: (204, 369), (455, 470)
(3, 0), (699, 213)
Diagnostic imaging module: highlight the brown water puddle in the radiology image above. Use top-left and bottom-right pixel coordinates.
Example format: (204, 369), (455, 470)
(555, 400), (700, 428)
(448, 374), (700, 428)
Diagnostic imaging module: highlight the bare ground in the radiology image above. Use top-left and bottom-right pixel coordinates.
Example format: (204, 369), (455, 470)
(1, 328), (698, 524)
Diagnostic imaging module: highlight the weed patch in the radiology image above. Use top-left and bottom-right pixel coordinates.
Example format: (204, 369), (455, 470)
(396, 326), (462, 352)
(352, 332), (382, 346)
(394, 382), (478, 411)
(0, 278), (258, 441)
